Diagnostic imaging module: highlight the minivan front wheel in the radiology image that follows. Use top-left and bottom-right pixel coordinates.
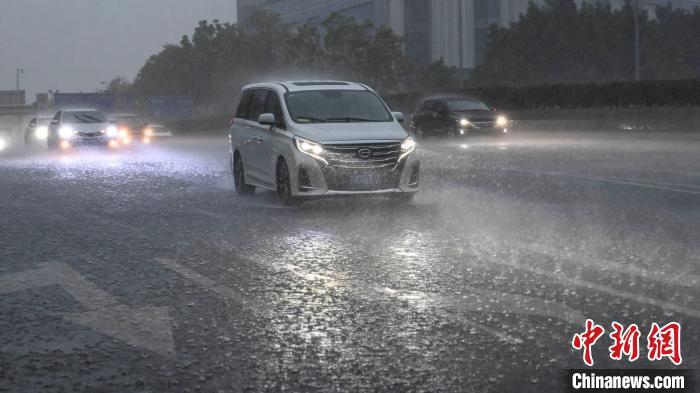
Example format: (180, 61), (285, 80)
(233, 152), (255, 195)
(276, 159), (299, 206)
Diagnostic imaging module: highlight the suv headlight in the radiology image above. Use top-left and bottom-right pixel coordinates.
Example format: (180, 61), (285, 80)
(295, 137), (327, 164)
(496, 116), (508, 127)
(59, 126), (76, 139)
(400, 137), (416, 161)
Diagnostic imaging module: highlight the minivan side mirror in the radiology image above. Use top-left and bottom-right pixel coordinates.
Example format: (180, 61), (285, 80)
(392, 112), (405, 123)
(51, 119), (59, 125)
(258, 113), (276, 126)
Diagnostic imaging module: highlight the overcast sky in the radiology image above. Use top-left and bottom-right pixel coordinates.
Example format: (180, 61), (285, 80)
(0, 0), (237, 101)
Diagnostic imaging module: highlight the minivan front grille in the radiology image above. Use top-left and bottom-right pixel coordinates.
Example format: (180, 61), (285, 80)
(323, 142), (401, 169)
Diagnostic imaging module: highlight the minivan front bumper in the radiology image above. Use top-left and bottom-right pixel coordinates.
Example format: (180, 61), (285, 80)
(289, 148), (420, 197)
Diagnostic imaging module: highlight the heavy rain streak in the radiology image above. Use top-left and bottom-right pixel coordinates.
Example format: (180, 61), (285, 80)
(0, 1), (698, 392)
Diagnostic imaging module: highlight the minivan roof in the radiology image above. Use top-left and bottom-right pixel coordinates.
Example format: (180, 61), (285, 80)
(243, 80), (370, 93)
(62, 108), (102, 112)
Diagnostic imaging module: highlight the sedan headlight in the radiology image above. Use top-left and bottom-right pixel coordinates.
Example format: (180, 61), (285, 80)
(35, 126), (49, 140)
(295, 137), (327, 164)
(59, 126), (76, 139)
(399, 137), (416, 161)
(496, 116), (508, 127)
(106, 125), (118, 137)
(459, 118), (471, 127)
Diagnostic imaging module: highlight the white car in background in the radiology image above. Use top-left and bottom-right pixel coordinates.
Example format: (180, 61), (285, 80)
(0, 128), (11, 152)
(229, 81), (420, 205)
(147, 124), (173, 139)
(24, 116), (52, 147)
(47, 109), (119, 150)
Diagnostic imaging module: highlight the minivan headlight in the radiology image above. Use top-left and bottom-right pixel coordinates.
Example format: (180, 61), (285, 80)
(59, 126), (76, 139)
(295, 137), (327, 164)
(400, 137), (416, 161)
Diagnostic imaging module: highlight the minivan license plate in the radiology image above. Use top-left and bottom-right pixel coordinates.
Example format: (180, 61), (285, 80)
(351, 174), (375, 187)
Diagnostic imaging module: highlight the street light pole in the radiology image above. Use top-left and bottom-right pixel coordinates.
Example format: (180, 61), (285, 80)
(633, 0), (640, 81)
(16, 68), (25, 90)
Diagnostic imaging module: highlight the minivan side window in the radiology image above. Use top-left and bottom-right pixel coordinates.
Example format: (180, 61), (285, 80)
(249, 89), (270, 122)
(236, 90), (252, 120)
(264, 91), (285, 129)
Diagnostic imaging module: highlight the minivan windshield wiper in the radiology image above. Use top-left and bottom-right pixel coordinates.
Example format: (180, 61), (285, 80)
(325, 117), (377, 123)
(295, 116), (327, 123)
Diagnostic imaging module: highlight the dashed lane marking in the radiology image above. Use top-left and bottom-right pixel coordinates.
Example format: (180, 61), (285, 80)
(466, 239), (700, 319)
(154, 257), (266, 316)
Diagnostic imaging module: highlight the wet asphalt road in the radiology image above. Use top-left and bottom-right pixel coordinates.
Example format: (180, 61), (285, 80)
(1, 131), (699, 392)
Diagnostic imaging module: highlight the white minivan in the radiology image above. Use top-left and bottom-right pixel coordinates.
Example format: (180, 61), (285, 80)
(229, 81), (420, 205)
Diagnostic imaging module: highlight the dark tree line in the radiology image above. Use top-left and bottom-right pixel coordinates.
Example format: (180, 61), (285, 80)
(132, 11), (458, 113)
(471, 0), (700, 86)
(129, 1), (700, 113)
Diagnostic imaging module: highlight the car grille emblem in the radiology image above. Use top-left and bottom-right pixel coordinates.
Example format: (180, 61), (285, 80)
(356, 148), (372, 159)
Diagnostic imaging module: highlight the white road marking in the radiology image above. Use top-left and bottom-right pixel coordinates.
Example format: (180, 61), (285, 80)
(0, 262), (118, 308)
(524, 242), (700, 288)
(467, 239), (700, 319)
(0, 263), (175, 357)
(155, 257), (264, 314)
(505, 168), (700, 195)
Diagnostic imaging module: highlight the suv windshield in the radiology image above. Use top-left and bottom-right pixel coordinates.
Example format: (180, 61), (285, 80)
(63, 111), (106, 124)
(285, 90), (393, 123)
(446, 99), (490, 111)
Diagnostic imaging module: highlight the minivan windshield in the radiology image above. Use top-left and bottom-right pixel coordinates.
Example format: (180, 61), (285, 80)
(446, 98), (490, 111)
(63, 111), (107, 124)
(285, 90), (393, 123)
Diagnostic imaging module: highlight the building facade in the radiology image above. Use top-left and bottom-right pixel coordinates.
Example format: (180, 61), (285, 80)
(239, 0), (534, 69)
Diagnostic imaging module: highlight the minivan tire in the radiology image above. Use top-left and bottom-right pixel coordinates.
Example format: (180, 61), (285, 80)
(233, 152), (255, 195)
(276, 159), (299, 206)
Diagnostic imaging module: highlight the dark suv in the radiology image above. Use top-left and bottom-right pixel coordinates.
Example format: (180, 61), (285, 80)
(410, 96), (508, 138)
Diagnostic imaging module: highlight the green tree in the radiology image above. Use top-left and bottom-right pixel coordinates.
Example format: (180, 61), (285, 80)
(471, 0), (700, 85)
